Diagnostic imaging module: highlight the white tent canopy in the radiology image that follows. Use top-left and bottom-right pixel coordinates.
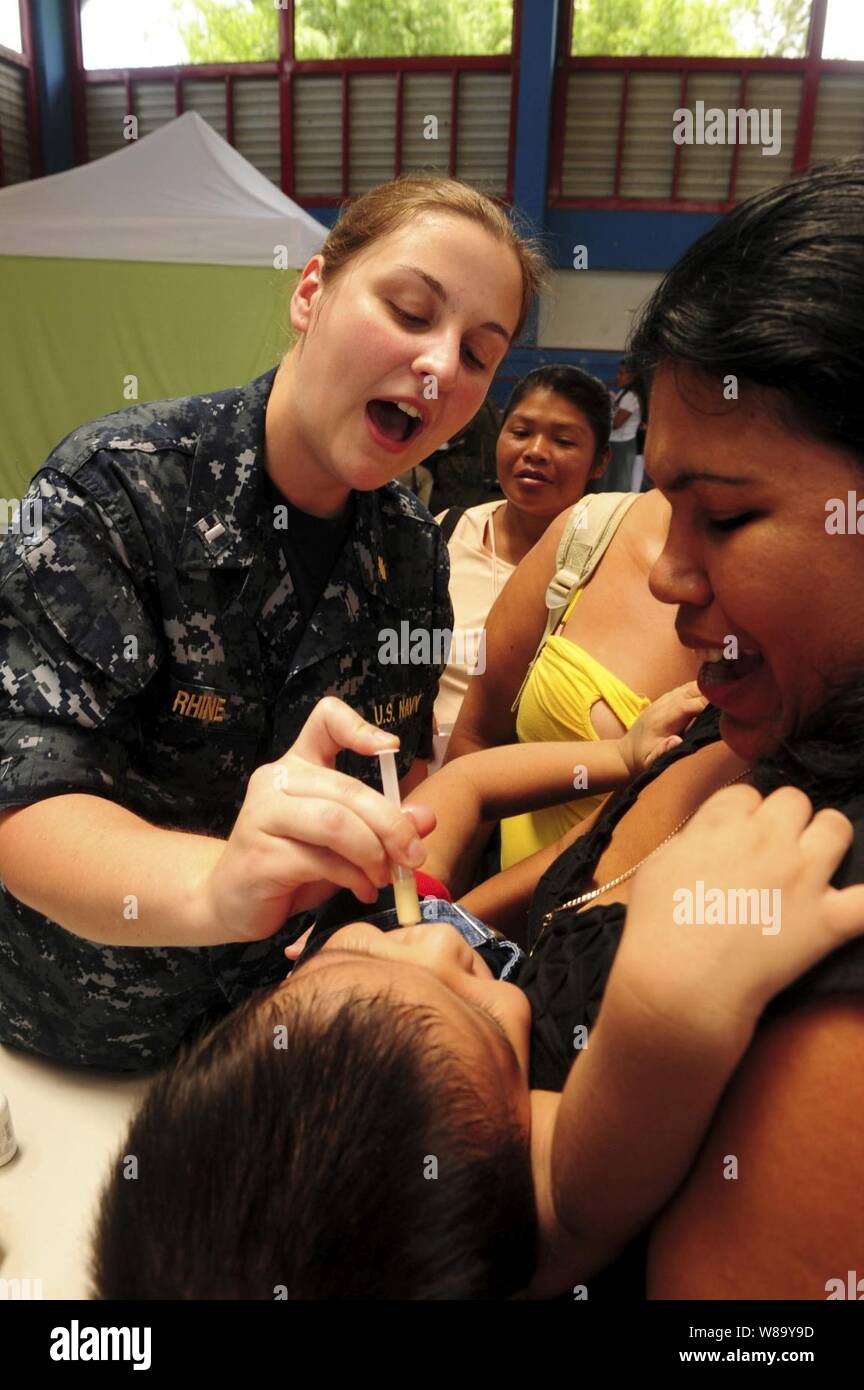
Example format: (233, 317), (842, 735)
(0, 110), (326, 266)
(1, 112), (329, 491)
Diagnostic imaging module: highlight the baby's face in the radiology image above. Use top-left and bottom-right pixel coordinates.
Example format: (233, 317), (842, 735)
(282, 920), (532, 1113)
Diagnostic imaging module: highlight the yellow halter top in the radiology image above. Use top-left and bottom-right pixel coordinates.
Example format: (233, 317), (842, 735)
(499, 587), (651, 870)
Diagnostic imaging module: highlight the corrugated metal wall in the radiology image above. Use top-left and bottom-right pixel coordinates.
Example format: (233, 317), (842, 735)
(294, 70), (510, 197)
(733, 73), (799, 198)
(457, 70), (509, 192)
(563, 67), (804, 202)
(675, 72), (739, 200)
(561, 71), (622, 197)
(401, 73), (451, 175)
(135, 81), (176, 138)
(182, 79), (228, 139)
(349, 74), (396, 193)
(78, 60), (864, 207)
(234, 77), (281, 185)
(85, 82), (128, 159)
(0, 58), (31, 184)
(810, 73), (864, 164)
(293, 75), (342, 196)
(83, 69), (510, 198)
(620, 72), (679, 198)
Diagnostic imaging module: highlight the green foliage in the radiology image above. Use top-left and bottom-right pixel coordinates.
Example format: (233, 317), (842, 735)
(172, 0), (279, 63)
(171, 0), (810, 64)
(173, 0), (513, 63)
(753, 0), (812, 58)
(570, 0), (811, 58)
(296, 0), (512, 57)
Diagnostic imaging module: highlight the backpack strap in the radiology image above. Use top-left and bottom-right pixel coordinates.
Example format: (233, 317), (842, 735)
(439, 506), (466, 544)
(510, 492), (639, 715)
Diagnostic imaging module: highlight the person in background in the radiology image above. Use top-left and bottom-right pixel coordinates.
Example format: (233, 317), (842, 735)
(393, 459), (436, 509)
(630, 393), (649, 492)
(431, 366), (611, 765)
(596, 357), (642, 493)
(395, 399), (502, 514)
(428, 398), (503, 513)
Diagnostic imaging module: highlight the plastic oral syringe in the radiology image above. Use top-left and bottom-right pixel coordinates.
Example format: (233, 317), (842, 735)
(376, 748), (422, 926)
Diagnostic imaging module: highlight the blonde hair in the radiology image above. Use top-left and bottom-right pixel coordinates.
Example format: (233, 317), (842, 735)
(319, 175), (548, 341)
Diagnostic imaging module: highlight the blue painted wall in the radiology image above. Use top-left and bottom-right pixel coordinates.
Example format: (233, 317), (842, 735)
(491, 345), (624, 400)
(30, 0), (76, 175)
(544, 208), (720, 271)
(305, 204), (720, 278)
(304, 207), (341, 230)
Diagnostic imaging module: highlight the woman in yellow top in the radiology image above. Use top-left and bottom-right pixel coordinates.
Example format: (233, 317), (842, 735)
(502, 575), (654, 865)
(447, 486), (700, 869)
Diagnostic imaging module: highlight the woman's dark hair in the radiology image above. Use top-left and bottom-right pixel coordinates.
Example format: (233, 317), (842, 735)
(752, 679), (864, 807)
(91, 984), (537, 1301)
(628, 156), (864, 468)
(501, 364), (612, 459)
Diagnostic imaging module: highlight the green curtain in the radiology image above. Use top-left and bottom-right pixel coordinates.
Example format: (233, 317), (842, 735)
(0, 256), (297, 499)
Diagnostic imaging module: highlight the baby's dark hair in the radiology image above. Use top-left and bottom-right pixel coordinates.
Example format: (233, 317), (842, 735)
(501, 364), (612, 460)
(628, 156), (864, 468)
(91, 982), (537, 1300)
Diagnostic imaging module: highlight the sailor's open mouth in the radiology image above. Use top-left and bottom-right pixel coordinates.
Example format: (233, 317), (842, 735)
(366, 399), (424, 444)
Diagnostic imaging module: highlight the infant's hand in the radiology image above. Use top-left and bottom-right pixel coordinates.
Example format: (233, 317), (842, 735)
(615, 783), (864, 1038)
(618, 682), (707, 778)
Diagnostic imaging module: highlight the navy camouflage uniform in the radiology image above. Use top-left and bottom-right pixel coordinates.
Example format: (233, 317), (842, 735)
(0, 368), (452, 1070)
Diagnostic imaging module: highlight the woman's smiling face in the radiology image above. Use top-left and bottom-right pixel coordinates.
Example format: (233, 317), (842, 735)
(287, 212), (524, 504)
(647, 364), (864, 761)
(496, 387), (607, 519)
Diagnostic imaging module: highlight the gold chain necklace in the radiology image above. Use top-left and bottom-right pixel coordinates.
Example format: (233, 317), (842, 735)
(539, 768), (752, 929)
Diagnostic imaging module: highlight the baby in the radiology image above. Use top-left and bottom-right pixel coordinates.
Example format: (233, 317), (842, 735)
(90, 730), (864, 1298)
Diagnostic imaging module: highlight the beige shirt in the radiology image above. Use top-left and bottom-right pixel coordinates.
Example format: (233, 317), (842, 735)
(433, 500), (516, 736)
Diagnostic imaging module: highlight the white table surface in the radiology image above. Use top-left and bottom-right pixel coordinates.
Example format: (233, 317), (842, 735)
(0, 1044), (153, 1299)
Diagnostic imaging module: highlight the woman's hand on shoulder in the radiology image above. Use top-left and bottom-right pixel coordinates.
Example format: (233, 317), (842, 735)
(614, 783), (864, 1041)
(195, 697), (435, 943)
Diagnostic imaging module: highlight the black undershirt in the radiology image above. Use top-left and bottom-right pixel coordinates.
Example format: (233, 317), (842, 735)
(287, 495), (354, 623)
(260, 472), (355, 617)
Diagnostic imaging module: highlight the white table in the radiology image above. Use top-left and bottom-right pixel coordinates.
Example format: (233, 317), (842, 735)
(0, 1044), (152, 1299)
